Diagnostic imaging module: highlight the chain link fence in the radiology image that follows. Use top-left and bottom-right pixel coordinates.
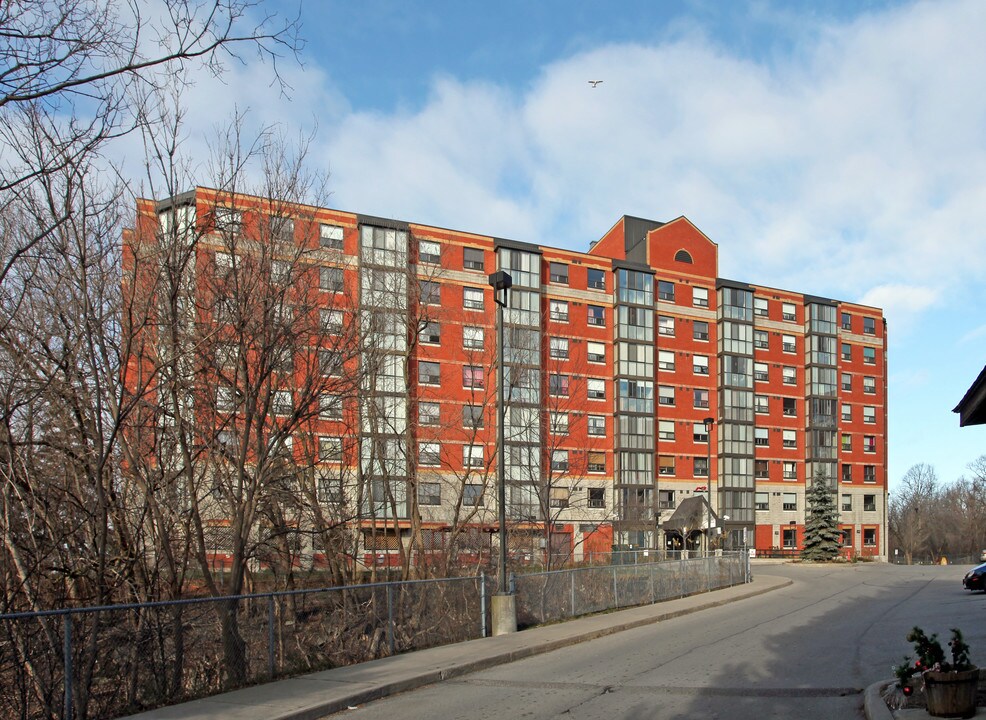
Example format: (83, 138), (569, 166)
(513, 552), (747, 628)
(1, 553), (748, 719)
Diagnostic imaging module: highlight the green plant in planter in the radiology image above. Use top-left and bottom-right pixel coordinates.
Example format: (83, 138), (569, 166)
(895, 628), (973, 692)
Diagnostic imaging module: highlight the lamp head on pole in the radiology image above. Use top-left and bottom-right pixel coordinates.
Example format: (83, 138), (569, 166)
(703, 416), (715, 430)
(488, 271), (512, 307)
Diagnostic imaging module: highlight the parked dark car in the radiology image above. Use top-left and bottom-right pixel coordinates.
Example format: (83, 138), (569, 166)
(963, 563), (986, 591)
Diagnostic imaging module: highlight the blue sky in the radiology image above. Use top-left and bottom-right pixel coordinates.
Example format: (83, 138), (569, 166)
(144, 0), (986, 491)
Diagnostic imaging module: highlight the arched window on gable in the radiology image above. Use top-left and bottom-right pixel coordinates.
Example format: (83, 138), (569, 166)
(674, 249), (693, 264)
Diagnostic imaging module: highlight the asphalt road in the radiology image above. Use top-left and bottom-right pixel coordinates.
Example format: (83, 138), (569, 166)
(339, 562), (985, 720)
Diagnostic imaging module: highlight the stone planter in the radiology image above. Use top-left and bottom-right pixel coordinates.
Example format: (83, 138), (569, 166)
(923, 668), (979, 718)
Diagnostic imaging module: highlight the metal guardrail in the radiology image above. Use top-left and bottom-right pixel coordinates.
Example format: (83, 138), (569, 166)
(1, 553), (748, 719)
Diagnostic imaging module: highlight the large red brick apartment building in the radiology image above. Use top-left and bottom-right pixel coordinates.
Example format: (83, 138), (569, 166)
(126, 188), (888, 570)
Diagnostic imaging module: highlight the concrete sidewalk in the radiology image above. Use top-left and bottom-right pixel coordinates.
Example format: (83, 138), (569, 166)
(123, 574), (791, 720)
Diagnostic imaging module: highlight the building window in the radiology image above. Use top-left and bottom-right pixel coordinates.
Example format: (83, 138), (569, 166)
(418, 239), (441, 264)
(755, 427), (769, 446)
(863, 376), (876, 394)
(658, 350), (675, 371)
(754, 395), (769, 414)
(587, 378), (606, 399)
(462, 404), (484, 429)
(464, 484), (484, 506)
(419, 322), (440, 344)
(842, 464), (853, 483)
(551, 450), (569, 472)
(754, 362), (768, 382)
(782, 335), (796, 353)
(693, 422), (709, 443)
(841, 312), (851, 330)
(658, 315), (675, 336)
(549, 487), (570, 508)
(658, 455), (675, 476)
(549, 262), (569, 284)
(694, 320), (709, 341)
(863, 494), (876, 512)
(659, 420), (675, 441)
(863, 317), (876, 335)
(783, 462), (797, 480)
(842, 373), (852, 391)
(463, 445), (484, 468)
(841, 343), (852, 361)
(320, 309), (343, 335)
(658, 280), (675, 301)
(587, 452), (606, 473)
(863, 347), (876, 364)
(418, 361), (440, 385)
(863, 406), (876, 424)
(695, 457), (709, 477)
(782, 397), (797, 416)
(419, 482), (441, 506)
(419, 442), (441, 467)
(320, 223), (344, 249)
(318, 350), (341, 376)
(864, 465), (875, 483)
(319, 436), (342, 463)
(694, 389), (709, 409)
(659, 385), (675, 406)
(841, 434), (852, 451)
(419, 402), (440, 426)
(754, 330), (768, 349)
(783, 429), (796, 448)
(587, 305), (605, 326)
(586, 341), (605, 364)
(783, 528), (797, 548)
(587, 268), (606, 290)
(320, 266), (344, 292)
(419, 280), (440, 305)
(755, 460), (768, 478)
(753, 297), (768, 317)
(272, 390), (292, 416)
(588, 415), (606, 436)
(463, 287), (485, 310)
(693, 286), (709, 307)
(549, 374), (570, 396)
(841, 494), (852, 511)
(549, 411), (569, 435)
(782, 302), (796, 321)
(214, 208), (242, 235)
(463, 247), (484, 271)
(755, 492), (769, 511)
(693, 355), (709, 375)
(782, 366), (796, 385)
(463, 365), (484, 388)
(460, 326), (484, 351)
(841, 403), (852, 422)
(548, 336), (569, 359)
(783, 493), (797, 511)
(863, 435), (876, 453)
(269, 215), (294, 241)
(319, 394), (342, 420)
(549, 299), (569, 322)
(863, 528), (876, 546)
(588, 488), (605, 508)
(659, 489), (676, 509)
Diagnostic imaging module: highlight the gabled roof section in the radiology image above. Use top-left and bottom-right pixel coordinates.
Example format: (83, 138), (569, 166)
(646, 216), (718, 279)
(954, 364), (986, 427)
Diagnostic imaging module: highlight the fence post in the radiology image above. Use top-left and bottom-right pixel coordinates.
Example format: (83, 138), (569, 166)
(63, 614), (72, 720)
(386, 584), (395, 655)
(707, 556), (712, 592)
(267, 595), (276, 678)
(480, 573), (487, 638)
(650, 562), (656, 604)
(570, 570), (576, 617)
(679, 556), (685, 598)
(612, 565), (618, 608)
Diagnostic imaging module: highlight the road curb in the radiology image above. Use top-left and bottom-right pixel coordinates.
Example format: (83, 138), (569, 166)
(863, 680), (896, 720)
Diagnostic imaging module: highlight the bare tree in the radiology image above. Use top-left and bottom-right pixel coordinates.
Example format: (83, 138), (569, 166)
(889, 463), (940, 564)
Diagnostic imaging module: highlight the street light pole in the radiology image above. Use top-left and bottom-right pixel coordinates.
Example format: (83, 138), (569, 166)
(488, 270), (515, 635)
(704, 416), (715, 556)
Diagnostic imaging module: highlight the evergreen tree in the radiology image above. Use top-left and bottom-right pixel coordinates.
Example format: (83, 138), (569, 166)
(802, 474), (842, 561)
